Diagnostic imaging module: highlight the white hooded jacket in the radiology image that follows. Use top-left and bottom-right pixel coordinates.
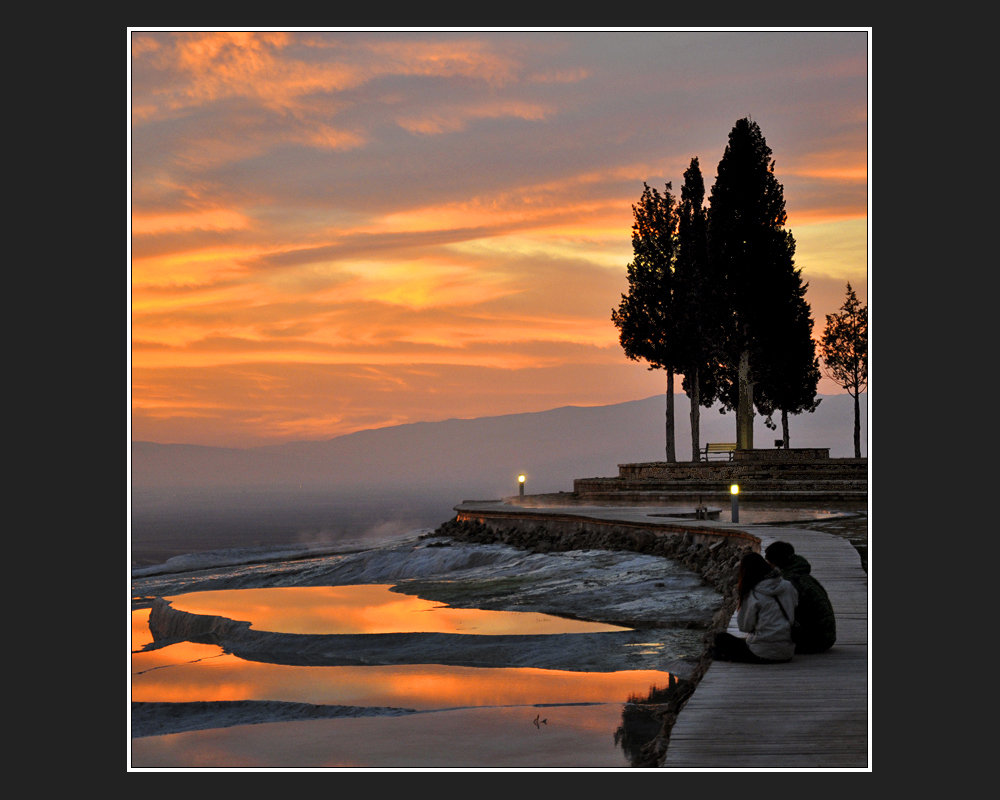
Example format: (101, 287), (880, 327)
(737, 571), (799, 661)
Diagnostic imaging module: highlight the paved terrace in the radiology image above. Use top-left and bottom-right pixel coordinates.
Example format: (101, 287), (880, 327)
(453, 501), (870, 769)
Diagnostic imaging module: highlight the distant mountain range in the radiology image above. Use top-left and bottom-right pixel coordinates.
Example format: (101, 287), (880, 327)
(132, 393), (868, 499)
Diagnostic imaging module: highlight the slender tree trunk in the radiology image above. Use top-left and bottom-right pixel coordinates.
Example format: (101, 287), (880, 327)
(665, 367), (676, 462)
(853, 389), (861, 458)
(690, 365), (701, 462)
(737, 349), (754, 450)
(781, 408), (789, 449)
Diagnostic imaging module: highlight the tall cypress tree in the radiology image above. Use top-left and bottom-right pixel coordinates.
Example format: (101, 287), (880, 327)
(674, 157), (722, 461)
(612, 182), (679, 461)
(708, 118), (797, 450)
(754, 257), (822, 447)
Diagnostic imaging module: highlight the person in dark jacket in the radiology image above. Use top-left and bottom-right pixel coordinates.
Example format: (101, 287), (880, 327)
(764, 541), (836, 654)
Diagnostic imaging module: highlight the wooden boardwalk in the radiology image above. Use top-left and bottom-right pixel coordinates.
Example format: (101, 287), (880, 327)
(452, 502), (870, 769)
(665, 525), (869, 768)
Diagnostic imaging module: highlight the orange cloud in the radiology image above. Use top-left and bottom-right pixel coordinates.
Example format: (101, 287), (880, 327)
(133, 32), (525, 124)
(165, 32), (361, 111)
(132, 208), (251, 236)
(784, 148), (868, 184)
(361, 37), (521, 87)
(398, 99), (551, 136)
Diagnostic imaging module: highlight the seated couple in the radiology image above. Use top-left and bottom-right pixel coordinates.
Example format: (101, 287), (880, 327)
(713, 541), (837, 664)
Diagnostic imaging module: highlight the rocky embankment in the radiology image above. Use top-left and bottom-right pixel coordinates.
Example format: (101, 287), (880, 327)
(431, 516), (751, 767)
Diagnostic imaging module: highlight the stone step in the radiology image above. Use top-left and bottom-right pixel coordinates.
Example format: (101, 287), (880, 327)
(617, 463), (867, 480)
(608, 469), (865, 485)
(575, 478), (867, 494)
(574, 488), (868, 505)
(573, 458), (868, 507)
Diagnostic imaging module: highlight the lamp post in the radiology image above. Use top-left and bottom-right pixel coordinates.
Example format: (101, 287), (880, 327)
(730, 483), (740, 523)
(518, 474), (525, 497)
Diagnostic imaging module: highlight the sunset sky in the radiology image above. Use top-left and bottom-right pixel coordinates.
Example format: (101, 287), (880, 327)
(130, 30), (869, 448)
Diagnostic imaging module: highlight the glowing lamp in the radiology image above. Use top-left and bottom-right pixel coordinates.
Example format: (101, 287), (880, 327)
(730, 483), (740, 523)
(518, 474), (525, 497)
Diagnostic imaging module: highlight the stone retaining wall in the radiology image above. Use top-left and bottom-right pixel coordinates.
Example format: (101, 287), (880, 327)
(733, 447), (830, 461)
(452, 508), (758, 550)
(614, 458), (865, 481)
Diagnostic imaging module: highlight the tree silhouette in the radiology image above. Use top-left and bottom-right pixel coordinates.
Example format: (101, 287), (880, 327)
(754, 239), (821, 447)
(674, 158), (723, 460)
(708, 118), (798, 450)
(821, 282), (867, 458)
(757, 302), (822, 447)
(612, 182), (680, 461)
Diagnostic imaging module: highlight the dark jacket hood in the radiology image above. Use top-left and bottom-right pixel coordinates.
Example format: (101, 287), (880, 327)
(779, 554), (812, 578)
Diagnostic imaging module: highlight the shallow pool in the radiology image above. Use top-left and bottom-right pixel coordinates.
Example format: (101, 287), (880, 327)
(162, 584), (631, 636)
(131, 584), (678, 768)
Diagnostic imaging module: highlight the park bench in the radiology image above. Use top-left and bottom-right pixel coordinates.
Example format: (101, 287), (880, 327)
(702, 442), (738, 461)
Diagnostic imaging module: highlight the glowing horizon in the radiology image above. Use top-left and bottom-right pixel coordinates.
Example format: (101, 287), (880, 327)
(131, 30), (869, 448)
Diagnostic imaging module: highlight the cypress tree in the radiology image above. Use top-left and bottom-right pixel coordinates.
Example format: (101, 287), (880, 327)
(708, 118), (798, 450)
(754, 258), (822, 447)
(674, 157), (722, 460)
(612, 182), (679, 461)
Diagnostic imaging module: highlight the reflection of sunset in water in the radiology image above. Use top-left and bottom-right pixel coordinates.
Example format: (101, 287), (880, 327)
(163, 585), (631, 635)
(131, 609), (673, 711)
(132, 607), (155, 649)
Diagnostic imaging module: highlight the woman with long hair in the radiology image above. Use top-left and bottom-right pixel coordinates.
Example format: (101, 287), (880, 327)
(712, 551), (798, 664)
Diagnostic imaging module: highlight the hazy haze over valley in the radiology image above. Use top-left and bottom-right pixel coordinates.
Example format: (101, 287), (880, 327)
(131, 393), (867, 566)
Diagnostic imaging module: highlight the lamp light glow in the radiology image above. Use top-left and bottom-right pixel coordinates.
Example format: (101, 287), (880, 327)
(730, 484), (739, 495)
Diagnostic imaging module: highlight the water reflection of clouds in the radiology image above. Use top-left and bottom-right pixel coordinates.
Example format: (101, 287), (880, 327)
(130, 579), (678, 767)
(162, 584), (631, 636)
(131, 607), (673, 710)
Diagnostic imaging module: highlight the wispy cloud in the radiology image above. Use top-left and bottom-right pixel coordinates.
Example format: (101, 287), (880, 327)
(131, 30), (869, 447)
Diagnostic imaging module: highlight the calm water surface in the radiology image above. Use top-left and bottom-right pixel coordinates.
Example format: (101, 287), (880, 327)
(162, 584), (631, 636)
(131, 585), (676, 768)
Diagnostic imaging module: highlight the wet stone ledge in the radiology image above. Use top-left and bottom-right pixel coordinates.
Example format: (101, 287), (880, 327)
(433, 517), (751, 601)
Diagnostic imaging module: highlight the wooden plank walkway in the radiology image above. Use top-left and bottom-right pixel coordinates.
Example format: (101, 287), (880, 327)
(452, 502), (870, 768)
(665, 525), (869, 768)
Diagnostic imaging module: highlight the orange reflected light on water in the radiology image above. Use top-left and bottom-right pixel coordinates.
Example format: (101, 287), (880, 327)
(132, 638), (672, 710)
(131, 600), (672, 710)
(163, 585), (631, 636)
(132, 608), (155, 650)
